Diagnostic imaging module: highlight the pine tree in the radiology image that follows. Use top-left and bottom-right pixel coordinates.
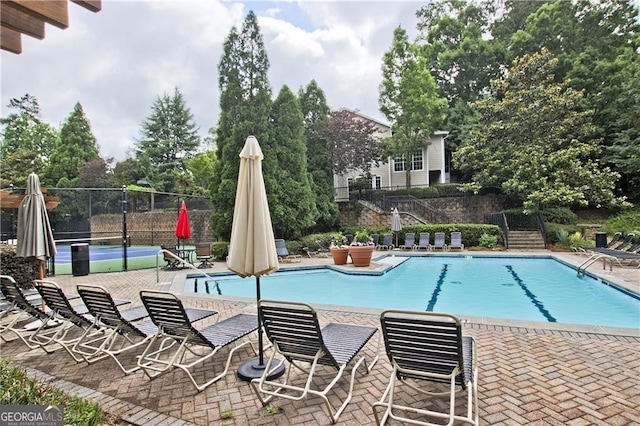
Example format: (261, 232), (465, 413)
(46, 102), (99, 186)
(135, 87), (200, 193)
(298, 80), (338, 230)
(211, 11), (273, 239)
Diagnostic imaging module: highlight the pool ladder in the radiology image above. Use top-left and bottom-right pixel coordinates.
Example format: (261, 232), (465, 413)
(577, 253), (614, 276)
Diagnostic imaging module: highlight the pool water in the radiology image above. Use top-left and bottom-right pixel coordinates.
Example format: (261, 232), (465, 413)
(183, 256), (640, 329)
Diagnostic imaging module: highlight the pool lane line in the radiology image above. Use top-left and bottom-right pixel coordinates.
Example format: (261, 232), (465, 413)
(426, 264), (448, 311)
(505, 265), (556, 322)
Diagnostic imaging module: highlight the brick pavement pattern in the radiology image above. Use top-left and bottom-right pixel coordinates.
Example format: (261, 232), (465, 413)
(2, 262), (639, 426)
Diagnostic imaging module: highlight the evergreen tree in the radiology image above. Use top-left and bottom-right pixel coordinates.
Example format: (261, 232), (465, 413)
(46, 102), (99, 186)
(134, 87), (200, 193)
(265, 85), (316, 238)
(211, 11), (273, 239)
(0, 94), (58, 185)
(298, 80), (338, 230)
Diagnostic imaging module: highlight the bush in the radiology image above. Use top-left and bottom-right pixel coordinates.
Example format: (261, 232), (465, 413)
(211, 241), (229, 260)
(0, 244), (39, 287)
(604, 209), (640, 234)
(544, 223), (582, 245)
(478, 233), (499, 248)
(540, 207), (578, 225)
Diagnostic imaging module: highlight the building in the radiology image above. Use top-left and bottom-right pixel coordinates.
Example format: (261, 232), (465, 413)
(333, 109), (448, 201)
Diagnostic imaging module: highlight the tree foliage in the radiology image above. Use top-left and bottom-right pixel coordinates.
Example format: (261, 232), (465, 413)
(454, 49), (626, 211)
(265, 85), (317, 238)
(134, 87), (200, 193)
(298, 80), (339, 230)
(46, 102), (99, 186)
(0, 94), (58, 185)
(379, 26), (447, 187)
(211, 11), (273, 239)
(326, 110), (381, 176)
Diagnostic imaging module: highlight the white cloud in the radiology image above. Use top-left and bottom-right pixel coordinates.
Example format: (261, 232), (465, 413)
(1, 0), (421, 162)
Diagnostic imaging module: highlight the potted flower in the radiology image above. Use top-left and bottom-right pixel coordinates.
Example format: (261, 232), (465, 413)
(349, 230), (375, 267)
(329, 232), (349, 265)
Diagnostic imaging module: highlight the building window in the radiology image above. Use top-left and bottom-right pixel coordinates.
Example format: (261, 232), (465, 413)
(374, 176), (381, 189)
(393, 155), (405, 172)
(412, 150), (423, 171)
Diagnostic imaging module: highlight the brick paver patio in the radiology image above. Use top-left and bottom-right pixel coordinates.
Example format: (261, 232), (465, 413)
(2, 251), (638, 425)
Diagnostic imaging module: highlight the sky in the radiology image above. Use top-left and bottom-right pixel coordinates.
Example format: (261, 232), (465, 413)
(1, 0), (423, 162)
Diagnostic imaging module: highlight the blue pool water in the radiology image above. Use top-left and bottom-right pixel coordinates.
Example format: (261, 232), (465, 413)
(183, 256), (640, 329)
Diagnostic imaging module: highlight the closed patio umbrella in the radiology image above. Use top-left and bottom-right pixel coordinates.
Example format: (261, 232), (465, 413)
(391, 207), (402, 247)
(228, 135), (284, 381)
(174, 200), (191, 249)
(17, 173), (57, 314)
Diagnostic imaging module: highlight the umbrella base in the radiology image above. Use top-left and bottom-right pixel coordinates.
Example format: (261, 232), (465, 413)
(237, 357), (286, 382)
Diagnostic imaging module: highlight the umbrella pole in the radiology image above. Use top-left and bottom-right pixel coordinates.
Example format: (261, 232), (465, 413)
(256, 276), (264, 365)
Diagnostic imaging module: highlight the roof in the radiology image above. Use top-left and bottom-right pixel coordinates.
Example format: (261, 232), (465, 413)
(1, 0), (102, 54)
(338, 107), (449, 137)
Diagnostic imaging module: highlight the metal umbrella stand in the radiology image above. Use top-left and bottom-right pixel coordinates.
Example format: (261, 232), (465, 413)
(227, 135), (285, 382)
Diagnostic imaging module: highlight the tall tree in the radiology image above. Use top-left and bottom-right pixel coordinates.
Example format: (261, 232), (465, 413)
(46, 102), (99, 186)
(134, 87), (200, 193)
(379, 26), (447, 188)
(326, 110), (381, 177)
(454, 48), (626, 212)
(298, 80), (338, 230)
(0, 94), (58, 185)
(265, 85), (316, 238)
(211, 11), (273, 239)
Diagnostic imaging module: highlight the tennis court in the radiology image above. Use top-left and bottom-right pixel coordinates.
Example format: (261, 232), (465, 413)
(51, 243), (171, 275)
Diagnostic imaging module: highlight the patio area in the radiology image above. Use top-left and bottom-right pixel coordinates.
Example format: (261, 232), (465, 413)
(2, 250), (639, 425)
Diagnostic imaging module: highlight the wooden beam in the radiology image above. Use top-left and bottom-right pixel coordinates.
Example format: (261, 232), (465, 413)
(5, 0), (69, 30)
(1, 2), (46, 39)
(0, 27), (22, 54)
(70, 0), (101, 13)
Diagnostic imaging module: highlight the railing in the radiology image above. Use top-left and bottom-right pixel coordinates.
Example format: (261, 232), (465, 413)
(484, 212), (509, 249)
(350, 190), (450, 223)
(536, 211), (548, 249)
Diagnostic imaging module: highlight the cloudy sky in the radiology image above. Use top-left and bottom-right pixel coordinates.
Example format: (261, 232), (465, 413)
(1, 0), (423, 162)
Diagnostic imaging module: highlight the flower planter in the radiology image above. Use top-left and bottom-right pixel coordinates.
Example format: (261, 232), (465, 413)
(348, 245), (375, 267)
(330, 247), (349, 265)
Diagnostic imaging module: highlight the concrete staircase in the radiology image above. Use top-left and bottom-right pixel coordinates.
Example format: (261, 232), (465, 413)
(507, 230), (546, 250)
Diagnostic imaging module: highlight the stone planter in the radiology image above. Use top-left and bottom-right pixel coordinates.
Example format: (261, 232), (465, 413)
(348, 245), (375, 267)
(330, 247), (349, 265)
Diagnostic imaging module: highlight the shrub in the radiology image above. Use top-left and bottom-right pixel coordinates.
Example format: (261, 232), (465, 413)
(604, 209), (640, 234)
(544, 223), (581, 245)
(540, 207), (578, 225)
(478, 233), (499, 248)
(212, 242), (229, 260)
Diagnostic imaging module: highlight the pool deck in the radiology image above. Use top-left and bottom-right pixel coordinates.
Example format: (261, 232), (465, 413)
(2, 249), (639, 425)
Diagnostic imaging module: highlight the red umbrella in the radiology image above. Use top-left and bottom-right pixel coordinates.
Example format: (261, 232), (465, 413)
(174, 201), (191, 248)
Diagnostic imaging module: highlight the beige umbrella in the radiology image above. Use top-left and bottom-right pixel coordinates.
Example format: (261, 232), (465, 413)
(227, 135), (284, 381)
(17, 173), (57, 280)
(391, 207), (402, 247)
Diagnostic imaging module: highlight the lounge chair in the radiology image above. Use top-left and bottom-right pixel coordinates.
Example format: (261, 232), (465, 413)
(0, 275), (58, 350)
(449, 231), (464, 251)
(75, 285), (157, 374)
(432, 232), (447, 251)
(34, 279), (129, 361)
(371, 310), (478, 426)
(251, 300), (380, 423)
(399, 233), (415, 250)
(378, 234), (394, 251)
(415, 232), (431, 251)
(138, 290), (258, 391)
(275, 239), (302, 263)
(345, 234), (354, 245)
(161, 245), (181, 270)
(371, 233), (380, 246)
(195, 242), (214, 268)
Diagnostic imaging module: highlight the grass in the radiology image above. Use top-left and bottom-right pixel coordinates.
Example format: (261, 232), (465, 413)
(0, 357), (118, 425)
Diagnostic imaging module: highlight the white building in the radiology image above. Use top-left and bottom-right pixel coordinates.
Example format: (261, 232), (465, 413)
(334, 109), (449, 201)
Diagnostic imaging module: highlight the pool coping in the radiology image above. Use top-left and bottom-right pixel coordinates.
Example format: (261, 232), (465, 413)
(169, 252), (639, 338)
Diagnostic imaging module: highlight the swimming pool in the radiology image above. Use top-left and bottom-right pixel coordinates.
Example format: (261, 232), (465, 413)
(182, 256), (640, 329)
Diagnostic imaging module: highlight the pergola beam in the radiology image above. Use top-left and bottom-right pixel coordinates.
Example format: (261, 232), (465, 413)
(5, 0), (70, 30)
(1, 27), (23, 54)
(1, 2), (46, 39)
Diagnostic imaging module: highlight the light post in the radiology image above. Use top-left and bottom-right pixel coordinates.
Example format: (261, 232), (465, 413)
(137, 180), (155, 245)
